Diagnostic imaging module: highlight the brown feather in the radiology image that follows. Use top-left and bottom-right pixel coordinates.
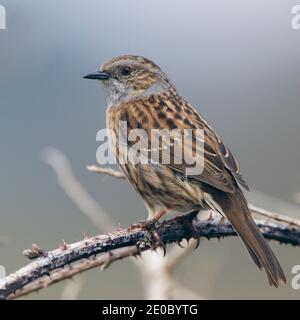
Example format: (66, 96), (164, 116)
(211, 187), (286, 286)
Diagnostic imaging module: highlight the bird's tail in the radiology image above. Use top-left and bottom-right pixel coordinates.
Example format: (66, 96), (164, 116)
(218, 188), (286, 287)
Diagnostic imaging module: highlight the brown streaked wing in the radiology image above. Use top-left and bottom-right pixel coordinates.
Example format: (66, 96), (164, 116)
(204, 124), (250, 191)
(121, 95), (250, 194)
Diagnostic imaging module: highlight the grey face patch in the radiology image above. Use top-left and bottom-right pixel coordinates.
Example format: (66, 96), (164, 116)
(98, 55), (177, 108)
(101, 77), (169, 108)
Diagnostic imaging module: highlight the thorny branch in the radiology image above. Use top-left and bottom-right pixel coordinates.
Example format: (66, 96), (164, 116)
(1, 210), (300, 300)
(1, 162), (300, 300)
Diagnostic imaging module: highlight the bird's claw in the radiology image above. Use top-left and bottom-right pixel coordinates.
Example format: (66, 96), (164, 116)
(132, 219), (166, 255)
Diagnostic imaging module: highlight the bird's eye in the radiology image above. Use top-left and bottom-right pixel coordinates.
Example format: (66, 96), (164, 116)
(121, 67), (132, 76)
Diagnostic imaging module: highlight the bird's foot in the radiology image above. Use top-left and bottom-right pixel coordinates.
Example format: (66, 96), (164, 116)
(131, 219), (166, 255)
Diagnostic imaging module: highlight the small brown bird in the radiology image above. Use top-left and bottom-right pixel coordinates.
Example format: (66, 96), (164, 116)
(84, 55), (286, 286)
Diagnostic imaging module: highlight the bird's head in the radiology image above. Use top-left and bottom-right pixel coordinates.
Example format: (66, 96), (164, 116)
(84, 55), (175, 106)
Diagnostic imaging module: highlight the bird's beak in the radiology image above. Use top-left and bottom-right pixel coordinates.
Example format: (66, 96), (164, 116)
(83, 71), (110, 80)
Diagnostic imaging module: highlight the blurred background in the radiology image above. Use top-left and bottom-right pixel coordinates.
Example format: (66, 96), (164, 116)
(0, 0), (300, 299)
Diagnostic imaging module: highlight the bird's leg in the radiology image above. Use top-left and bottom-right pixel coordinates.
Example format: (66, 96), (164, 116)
(131, 209), (167, 229)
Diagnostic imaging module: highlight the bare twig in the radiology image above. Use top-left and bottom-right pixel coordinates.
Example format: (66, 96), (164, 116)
(0, 212), (299, 300)
(87, 165), (125, 180)
(41, 149), (115, 231)
(249, 204), (300, 228)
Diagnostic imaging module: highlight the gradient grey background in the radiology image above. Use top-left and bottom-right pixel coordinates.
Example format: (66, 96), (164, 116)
(0, 0), (300, 299)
